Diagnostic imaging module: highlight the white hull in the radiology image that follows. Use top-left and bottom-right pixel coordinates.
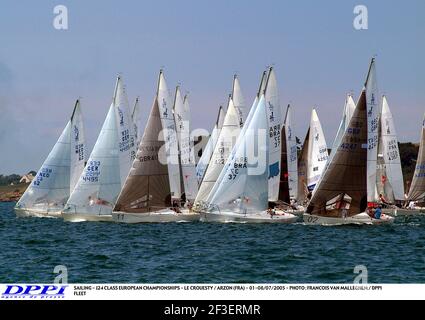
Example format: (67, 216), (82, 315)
(14, 207), (62, 218)
(200, 210), (298, 224)
(61, 212), (113, 222)
(382, 208), (397, 216)
(112, 209), (200, 223)
(303, 212), (394, 226)
(395, 208), (425, 216)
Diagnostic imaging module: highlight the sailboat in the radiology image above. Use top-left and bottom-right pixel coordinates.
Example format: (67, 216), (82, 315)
(173, 87), (199, 203)
(194, 75), (245, 210)
(200, 94), (297, 223)
(398, 113), (425, 215)
(297, 109), (328, 205)
(304, 58), (394, 225)
(275, 104), (303, 215)
(200, 69), (297, 223)
(15, 99), (86, 217)
(196, 106), (225, 184)
(62, 76), (135, 222)
(112, 70), (198, 223)
(375, 96), (405, 215)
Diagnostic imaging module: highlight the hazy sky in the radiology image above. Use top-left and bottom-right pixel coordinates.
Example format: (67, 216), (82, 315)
(0, 0), (424, 174)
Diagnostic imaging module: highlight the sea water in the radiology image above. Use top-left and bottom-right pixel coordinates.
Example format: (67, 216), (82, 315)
(1, 202), (424, 283)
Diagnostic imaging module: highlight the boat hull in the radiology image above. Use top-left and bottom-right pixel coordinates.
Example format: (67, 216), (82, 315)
(382, 208), (397, 216)
(303, 212), (394, 226)
(200, 211), (298, 224)
(14, 207), (62, 218)
(61, 212), (113, 222)
(395, 208), (425, 216)
(112, 209), (200, 223)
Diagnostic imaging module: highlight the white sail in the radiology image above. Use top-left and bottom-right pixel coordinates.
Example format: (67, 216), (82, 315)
(195, 97), (241, 203)
(235, 70), (267, 140)
(64, 76), (134, 216)
(407, 114), (425, 202)
(64, 102), (121, 215)
(307, 108), (328, 191)
(377, 96), (404, 201)
(114, 76), (136, 179)
(70, 99), (86, 193)
(264, 68), (282, 202)
(16, 122), (72, 212)
(131, 97), (142, 146)
(196, 106), (225, 183)
(157, 70), (181, 199)
(174, 88), (199, 201)
(232, 75), (247, 126)
(365, 58), (380, 202)
(208, 95), (268, 214)
(329, 94), (356, 162)
(205, 70), (268, 205)
(284, 105), (298, 199)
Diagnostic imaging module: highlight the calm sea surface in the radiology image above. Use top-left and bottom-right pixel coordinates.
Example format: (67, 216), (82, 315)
(1, 202), (424, 283)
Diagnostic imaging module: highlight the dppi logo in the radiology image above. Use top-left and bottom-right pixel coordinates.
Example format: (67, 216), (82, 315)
(2, 285), (67, 299)
(73, 125), (79, 142)
(118, 107), (124, 126)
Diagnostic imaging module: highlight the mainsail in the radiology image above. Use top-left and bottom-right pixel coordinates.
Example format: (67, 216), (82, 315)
(376, 96), (404, 202)
(16, 100), (85, 212)
(407, 113), (425, 202)
(196, 106), (225, 183)
(195, 96), (241, 203)
(205, 70), (267, 206)
(279, 105), (298, 203)
(70, 100), (87, 193)
(264, 67), (282, 202)
(307, 90), (368, 217)
(157, 70), (181, 200)
(208, 95), (269, 214)
(64, 77), (133, 216)
(173, 87), (199, 201)
(232, 75), (247, 126)
(114, 76), (136, 183)
(307, 108), (328, 191)
(329, 94), (356, 162)
(365, 58), (380, 203)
